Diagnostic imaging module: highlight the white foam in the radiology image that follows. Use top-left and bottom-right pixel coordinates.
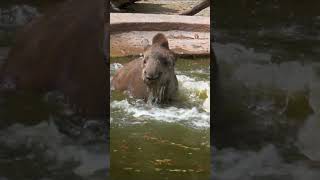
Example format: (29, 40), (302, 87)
(177, 74), (210, 112)
(110, 63), (210, 127)
(234, 62), (314, 92)
(177, 75), (209, 90)
(0, 120), (108, 177)
(214, 43), (271, 64)
(297, 113), (320, 161)
(111, 100), (209, 128)
(0, 5), (39, 26)
(203, 90), (210, 112)
(110, 63), (123, 72)
(214, 145), (320, 180)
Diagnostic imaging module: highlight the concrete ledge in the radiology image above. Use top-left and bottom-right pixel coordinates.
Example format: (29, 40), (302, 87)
(109, 13), (210, 57)
(110, 13), (210, 33)
(110, 31), (209, 57)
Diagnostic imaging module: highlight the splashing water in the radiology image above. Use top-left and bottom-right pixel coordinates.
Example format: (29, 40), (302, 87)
(110, 58), (210, 129)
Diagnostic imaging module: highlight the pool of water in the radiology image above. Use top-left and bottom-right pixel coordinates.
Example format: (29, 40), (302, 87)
(110, 57), (211, 180)
(212, 1), (320, 179)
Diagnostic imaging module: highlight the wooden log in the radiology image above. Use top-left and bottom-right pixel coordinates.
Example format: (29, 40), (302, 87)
(110, 31), (210, 57)
(180, 0), (210, 16)
(109, 13), (210, 57)
(110, 13), (210, 33)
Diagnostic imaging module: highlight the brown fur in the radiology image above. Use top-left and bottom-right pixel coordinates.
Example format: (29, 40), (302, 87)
(0, 0), (107, 117)
(112, 33), (178, 103)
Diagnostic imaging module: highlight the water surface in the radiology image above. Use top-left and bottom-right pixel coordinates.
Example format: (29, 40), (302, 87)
(110, 57), (211, 180)
(213, 2), (320, 179)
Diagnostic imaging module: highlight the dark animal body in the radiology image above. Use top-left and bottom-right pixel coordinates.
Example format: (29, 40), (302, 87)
(112, 33), (178, 103)
(0, 0), (107, 117)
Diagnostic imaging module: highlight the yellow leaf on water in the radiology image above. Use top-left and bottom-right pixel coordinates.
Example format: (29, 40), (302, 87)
(155, 168), (162, 171)
(169, 169), (181, 172)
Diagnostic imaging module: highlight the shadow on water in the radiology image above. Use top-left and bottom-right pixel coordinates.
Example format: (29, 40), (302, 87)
(212, 0), (320, 179)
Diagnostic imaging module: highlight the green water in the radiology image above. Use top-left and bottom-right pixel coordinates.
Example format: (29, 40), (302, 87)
(110, 57), (211, 180)
(212, 1), (320, 179)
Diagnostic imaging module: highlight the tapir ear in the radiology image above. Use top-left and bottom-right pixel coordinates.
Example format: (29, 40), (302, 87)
(152, 33), (169, 49)
(141, 39), (150, 51)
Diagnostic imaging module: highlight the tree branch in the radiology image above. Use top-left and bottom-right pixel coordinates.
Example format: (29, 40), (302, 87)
(180, 0), (210, 16)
